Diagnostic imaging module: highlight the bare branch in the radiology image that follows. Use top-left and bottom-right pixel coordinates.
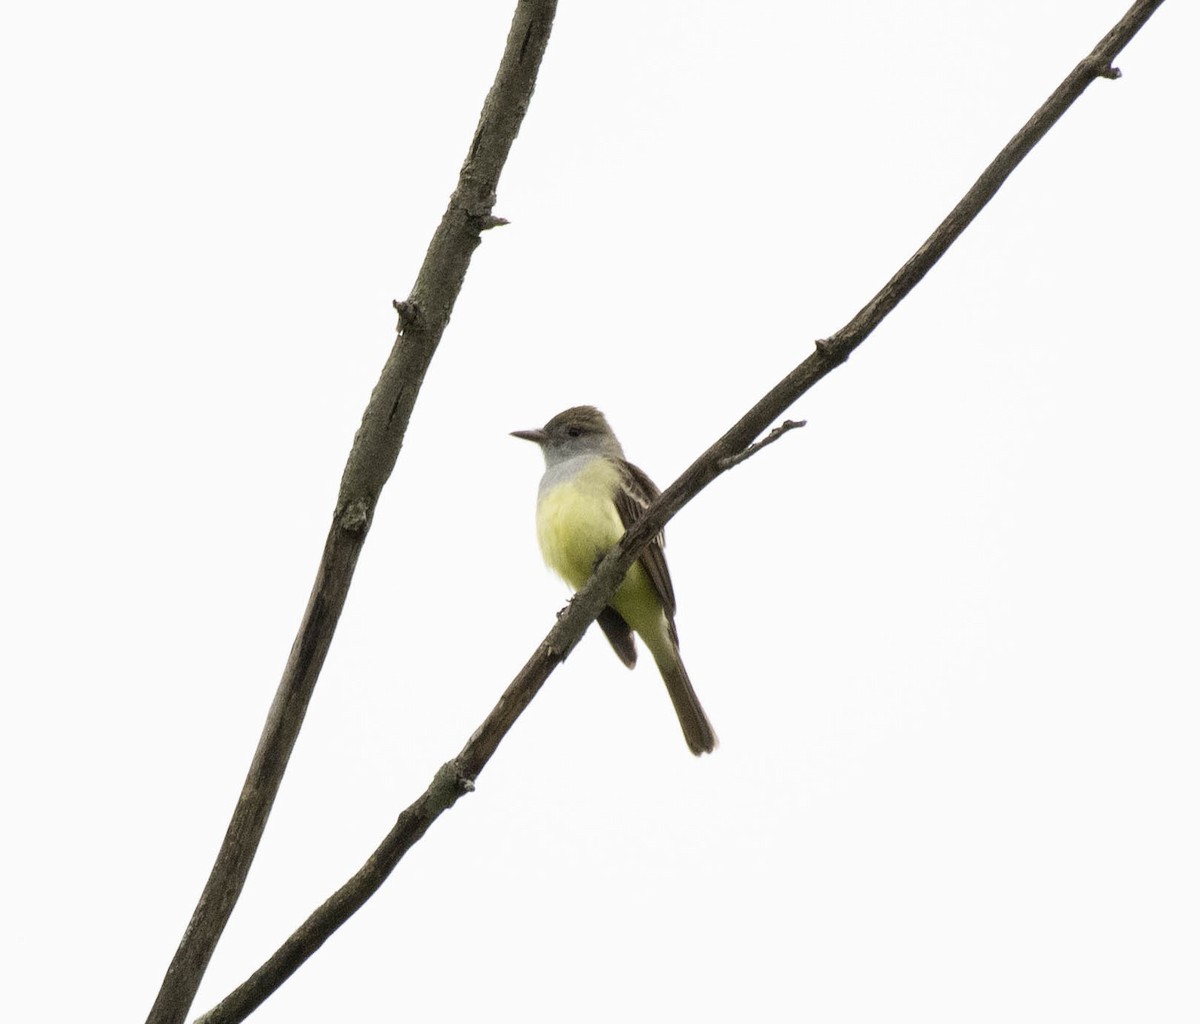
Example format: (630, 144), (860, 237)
(718, 419), (807, 471)
(193, 3), (1165, 1020)
(143, 4), (560, 1024)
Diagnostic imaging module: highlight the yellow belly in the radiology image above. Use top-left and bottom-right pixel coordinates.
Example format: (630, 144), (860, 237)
(535, 458), (665, 639)
(536, 459), (625, 590)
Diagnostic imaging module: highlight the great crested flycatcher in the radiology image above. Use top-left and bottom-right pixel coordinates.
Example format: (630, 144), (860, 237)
(512, 405), (717, 755)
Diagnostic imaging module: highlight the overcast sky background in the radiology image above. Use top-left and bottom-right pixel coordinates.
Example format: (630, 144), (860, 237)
(3, 2), (1197, 1021)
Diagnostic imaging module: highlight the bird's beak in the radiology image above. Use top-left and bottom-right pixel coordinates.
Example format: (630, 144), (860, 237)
(510, 428), (548, 444)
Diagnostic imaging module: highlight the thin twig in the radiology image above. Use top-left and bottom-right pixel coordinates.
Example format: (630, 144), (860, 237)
(143, 4), (560, 1024)
(194, 3), (1165, 1021)
(718, 419), (807, 470)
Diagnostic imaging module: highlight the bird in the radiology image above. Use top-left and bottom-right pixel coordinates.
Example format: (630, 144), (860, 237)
(512, 405), (716, 755)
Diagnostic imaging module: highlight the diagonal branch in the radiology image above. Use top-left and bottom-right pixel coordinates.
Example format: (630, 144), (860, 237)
(144, 4), (560, 1024)
(193, 3), (1165, 1021)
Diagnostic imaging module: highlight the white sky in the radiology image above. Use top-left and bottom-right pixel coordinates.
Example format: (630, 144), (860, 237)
(3, 2), (1197, 1021)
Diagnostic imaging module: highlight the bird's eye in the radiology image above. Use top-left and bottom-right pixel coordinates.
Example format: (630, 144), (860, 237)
(566, 426), (583, 438)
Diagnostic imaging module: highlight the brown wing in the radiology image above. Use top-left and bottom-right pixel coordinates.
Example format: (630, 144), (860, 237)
(596, 606), (637, 668)
(613, 459), (677, 619)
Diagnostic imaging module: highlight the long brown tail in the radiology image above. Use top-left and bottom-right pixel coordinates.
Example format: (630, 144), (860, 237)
(652, 643), (717, 756)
